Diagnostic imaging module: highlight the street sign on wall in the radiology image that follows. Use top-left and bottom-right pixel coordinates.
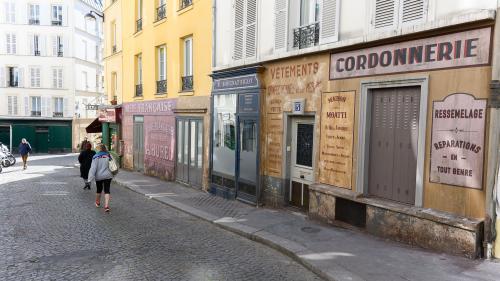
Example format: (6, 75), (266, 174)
(429, 93), (487, 189)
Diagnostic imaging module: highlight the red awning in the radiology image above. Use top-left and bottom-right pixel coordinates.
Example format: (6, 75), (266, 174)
(85, 118), (102, 133)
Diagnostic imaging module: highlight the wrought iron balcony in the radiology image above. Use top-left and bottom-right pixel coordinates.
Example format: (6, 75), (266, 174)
(58, 50), (63, 57)
(53, 112), (63, 117)
(8, 81), (18, 87)
(135, 84), (143, 97)
(181, 76), (193, 91)
(136, 18), (142, 32)
(293, 22), (320, 49)
(112, 45), (117, 53)
(52, 20), (62, 26)
(31, 111), (41, 117)
(156, 80), (167, 94)
(34, 50), (40, 56)
(180, 0), (192, 9)
(157, 4), (166, 21)
(29, 19), (40, 25)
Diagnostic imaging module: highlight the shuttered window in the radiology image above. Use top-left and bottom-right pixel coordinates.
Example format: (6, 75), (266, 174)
(274, 0), (288, 52)
(373, 0), (426, 30)
(319, 0), (340, 44)
(233, 0), (257, 61)
(30, 67), (41, 87)
(52, 68), (63, 89)
(5, 1), (15, 23)
(6, 34), (16, 54)
(8, 96), (17, 115)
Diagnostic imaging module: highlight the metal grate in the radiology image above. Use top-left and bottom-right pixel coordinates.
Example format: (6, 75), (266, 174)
(181, 76), (193, 91)
(136, 18), (142, 32)
(156, 4), (166, 21)
(135, 84), (143, 97)
(156, 80), (167, 94)
(293, 22), (320, 49)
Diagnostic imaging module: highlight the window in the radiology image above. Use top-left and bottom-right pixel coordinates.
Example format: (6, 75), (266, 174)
(7, 96), (18, 115)
(7, 67), (19, 87)
(54, 98), (63, 116)
(6, 34), (16, 54)
(293, 0), (320, 49)
(51, 5), (63, 25)
(5, 1), (15, 23)
(156, 45), (167, 94)
(181, 37), (193, 91)
(28, 4), (40, 24)
(33, 35), (40, 56)
(52, 68), (63, 88)
(299, 0), (319, 26)
(373, 0), (427, 30)
(31, 96), (41, 116)
(52, 36), (63, 57)
(135, 54), (143, 96)
(180, 0), (192, 10)
(111, 21), (117, 53)
(30, 67), (41, 87)
(82, 71), (88, 90)
(136, 0), (143, 32)
(111, 72), (117, 98)
(233, 0), (257, 60)
(83, 40), (88, 60)
(157, 0), (166, 21)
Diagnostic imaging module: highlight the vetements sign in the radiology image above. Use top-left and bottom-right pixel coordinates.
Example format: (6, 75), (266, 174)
(330, 28), (491, 79)
(430, 94), (486, 189)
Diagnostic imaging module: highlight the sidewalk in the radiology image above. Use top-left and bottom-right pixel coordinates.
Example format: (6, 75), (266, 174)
(114, 170), (500, 281)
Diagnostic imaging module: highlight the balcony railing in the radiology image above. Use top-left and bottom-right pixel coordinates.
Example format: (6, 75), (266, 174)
(136, 18), (142, 32)
(157, 4), (166, 21)
(112, 45), (117, 53)
(58, 50), (63, 57)
(29, 19), (40, 25)
(156, 79), (167, 94)
(181, 76), (193, 91)
(53, 112), (63, 117)
(31, 111), (41, 117)
(34, 50), (40, 56)
(293, 22), (320, 49)
(180, 0), (192, 9)
(52, 20), (62, 26)
(8, 81), (18, 87)
(135, 84), (143, 96)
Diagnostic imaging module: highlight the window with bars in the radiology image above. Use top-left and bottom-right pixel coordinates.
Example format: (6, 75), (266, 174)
(181, 37), (193, 91)
(30, 67), (41, 88)
(6, 34), (16, 54)
(157, 45), (167, 94)
(51, 5), (63, 25)
(54, 97), (63, 116)
(28, 4), (40, 24)
(31, 96), (41, 116)
(52, 35), (63, 57)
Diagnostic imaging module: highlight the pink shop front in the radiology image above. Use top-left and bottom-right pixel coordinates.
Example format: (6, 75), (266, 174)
(122, 99), (177, 180)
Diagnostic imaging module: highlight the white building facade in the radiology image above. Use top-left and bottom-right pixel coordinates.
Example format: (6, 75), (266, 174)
(211, 0), (500, 259)
(0, 0), (103, 152)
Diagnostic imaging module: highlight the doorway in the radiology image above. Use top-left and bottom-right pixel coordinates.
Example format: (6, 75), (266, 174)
(176, 118), (203, 188)
(368, 87), (420, 205)
(35, 127), (49, 153)
(289, 117), (315, 209)
(236, 116), (258, 203)
(133, 116), (144, 172)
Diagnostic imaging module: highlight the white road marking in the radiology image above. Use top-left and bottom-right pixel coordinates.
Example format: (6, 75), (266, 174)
(145, 193), (178, 199)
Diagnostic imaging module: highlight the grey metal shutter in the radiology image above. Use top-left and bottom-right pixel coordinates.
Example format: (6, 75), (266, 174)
(400, 0), (426, 25)
(233, 0), (245, 60)
(319, 0), (340, 44)
(274, 0), (288, 53)
(373, 0), (397, 29)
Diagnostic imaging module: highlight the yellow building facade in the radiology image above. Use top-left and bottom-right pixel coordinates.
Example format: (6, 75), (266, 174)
(107, 0), (212, 189)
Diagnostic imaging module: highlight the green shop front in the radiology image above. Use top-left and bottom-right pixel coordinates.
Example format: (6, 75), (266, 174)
(87, 106), (122, 164)
(0, 118), (72, 153)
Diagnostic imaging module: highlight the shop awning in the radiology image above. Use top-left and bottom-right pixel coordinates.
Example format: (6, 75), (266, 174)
(86, 118), (102, 133)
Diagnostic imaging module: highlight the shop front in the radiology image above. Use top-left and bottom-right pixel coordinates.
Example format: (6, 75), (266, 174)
(99, 106), (122, 164)
(261, 25), (493, 258)
(122, 99), (176, 180)
(210, 67), (263, 204)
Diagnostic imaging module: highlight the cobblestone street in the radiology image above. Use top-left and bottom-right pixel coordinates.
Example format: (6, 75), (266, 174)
(0, 154), (321, 281)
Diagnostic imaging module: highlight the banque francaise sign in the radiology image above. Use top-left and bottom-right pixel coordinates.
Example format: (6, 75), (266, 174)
(330, 28), (491, 79)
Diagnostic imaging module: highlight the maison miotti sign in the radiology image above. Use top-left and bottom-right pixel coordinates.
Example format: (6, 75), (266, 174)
(430, 94), (487, 189)
(330, 28), (491, 79)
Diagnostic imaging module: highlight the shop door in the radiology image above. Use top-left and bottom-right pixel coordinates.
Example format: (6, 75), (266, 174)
(289, 118), (314, 209)
(35, 127), (49, 153)
(236, 116), (258, 203)
(176, 118), (203, 188)
(368, 87), (420, 205)
(133, 116), (144, 172)
(0, 126), (10, 148)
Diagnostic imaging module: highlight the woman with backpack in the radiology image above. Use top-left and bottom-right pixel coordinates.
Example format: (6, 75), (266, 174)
(87, 144), (117, 212)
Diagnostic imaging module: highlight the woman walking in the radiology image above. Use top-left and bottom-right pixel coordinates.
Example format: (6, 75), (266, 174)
(87, 144), (114, 212)
(78, 143), (95, 190)
(18, 138), (32, 170)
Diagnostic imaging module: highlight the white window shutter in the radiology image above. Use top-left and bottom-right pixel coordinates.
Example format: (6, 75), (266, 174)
(58, 69), (63, 88)
(320, 0), (340, 44)
(400, 0), (426, 25)
(63, 97), (69, 117)
(41, 97), (48, 117)
(374, 0), (398, 29)
(52, 69), (57, 88)
(0, 67), (5, 87)
(52, 36), (57, 56)
(245, 0), (257, 59)
(24, 96), (29, 116)
(40, 35), (46, 56)
(6, 34), (11, 54)
(233, 0), (245, 61)
(36, 68), (40, 87)
(28, 34), (34, 55)
(18, 67), (24, 87)
(3, 2), (8, 23)
(30, 67), (35, 87)
(274, 0), (288, 53)
(8, 96), (12, 115)
(11, 34), (16, 54)
(13, 96), (18, 115)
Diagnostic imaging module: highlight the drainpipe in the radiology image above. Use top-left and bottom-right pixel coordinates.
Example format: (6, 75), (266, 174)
(212, 0), (216, 69)
(486, 4), (500, 259)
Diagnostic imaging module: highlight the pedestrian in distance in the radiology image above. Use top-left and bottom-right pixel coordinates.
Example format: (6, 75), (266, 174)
(80, 137), (91, 152)
(78, 143), (96, 190)
(87, 144), (114, 212)
(18, 138), (32, 170)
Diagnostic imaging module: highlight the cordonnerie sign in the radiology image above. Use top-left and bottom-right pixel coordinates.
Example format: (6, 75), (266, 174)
(330, 28), (491, 79)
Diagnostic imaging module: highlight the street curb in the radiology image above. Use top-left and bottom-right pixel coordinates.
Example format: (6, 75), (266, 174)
(113, 178), (337, 281)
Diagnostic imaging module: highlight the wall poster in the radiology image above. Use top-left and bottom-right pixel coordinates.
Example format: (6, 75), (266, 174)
(430, 93), (487, 189)
(319, 91), (355, 189)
